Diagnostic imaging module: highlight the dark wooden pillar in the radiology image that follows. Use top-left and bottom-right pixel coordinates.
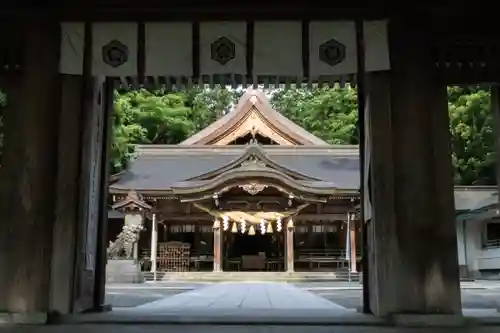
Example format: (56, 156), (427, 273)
(213, 220), (223, 272)
(366, 18), (461, 318)
(490, 85), (500, 207)
(93, 77), (114, 312)
(0, 20), (61, 319)
(50, 75), (85, 315)
(285, 219), (295, 272)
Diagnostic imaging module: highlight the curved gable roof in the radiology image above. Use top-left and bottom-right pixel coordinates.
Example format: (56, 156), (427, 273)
(186, 145), (321, 182)
(179, 90), (328, 146)
(109, 145), (360, 193)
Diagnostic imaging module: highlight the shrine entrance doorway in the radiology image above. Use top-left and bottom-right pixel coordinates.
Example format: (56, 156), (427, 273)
(226, 232), (285, 271)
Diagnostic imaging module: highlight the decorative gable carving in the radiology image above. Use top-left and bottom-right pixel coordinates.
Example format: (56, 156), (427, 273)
(216, 107), (292, 145)
(112, 190), (152, 212)
(239, 183), (268, 195)
(179, 90), (328, 146)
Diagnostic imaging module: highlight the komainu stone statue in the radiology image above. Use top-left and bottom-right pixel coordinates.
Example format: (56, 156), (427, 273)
(107, 223), (144, 259)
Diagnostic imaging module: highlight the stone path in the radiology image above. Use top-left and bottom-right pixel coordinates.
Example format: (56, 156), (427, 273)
(5, 325), (500, 333)
(64, 282), (367, 325)
(42, 282), (500, 326)
(133, 282), (350, 312)
(3, 325), (500, 333)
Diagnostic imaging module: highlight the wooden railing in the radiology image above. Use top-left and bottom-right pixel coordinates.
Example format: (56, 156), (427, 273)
(297, 248), (362, 259)
(295, 248), (362, 270)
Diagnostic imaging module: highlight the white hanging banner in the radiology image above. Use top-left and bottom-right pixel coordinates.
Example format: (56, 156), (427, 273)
(253, 22), (302, 78)
(60, 22), (85, 75)
(60, 20), (389, 83)
(145, 23), (193, 77)
(363, 20), (390, 72)
(200, 22), (246, 78)
(309, 21), (357, 78)
(92, 23), (138, 76)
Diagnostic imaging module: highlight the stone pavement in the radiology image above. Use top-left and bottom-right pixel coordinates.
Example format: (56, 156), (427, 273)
(97, 282), (362, 324)
(134, 282), (350, 311)
(54, 282), (500, 326)
(63, 282), (385, 325)
(1, 325), (500, 333)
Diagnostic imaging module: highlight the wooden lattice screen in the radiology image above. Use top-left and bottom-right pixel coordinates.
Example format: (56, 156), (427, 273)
(158, 241), (191, 272)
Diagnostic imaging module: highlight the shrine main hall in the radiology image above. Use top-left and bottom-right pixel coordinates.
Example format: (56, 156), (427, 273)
(110, 90), (362, 276)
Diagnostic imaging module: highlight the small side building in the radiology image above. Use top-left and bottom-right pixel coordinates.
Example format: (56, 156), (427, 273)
(455, 187), (500, 279)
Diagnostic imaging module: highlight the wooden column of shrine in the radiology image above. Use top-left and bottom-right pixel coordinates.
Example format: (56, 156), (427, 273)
(213, 219), (223, 272)
(350, 217), (357, 273)
(285, 219), (295, 272)
(150, 213), (158, 277)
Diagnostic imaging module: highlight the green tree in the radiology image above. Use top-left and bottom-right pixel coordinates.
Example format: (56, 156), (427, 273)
(110, 88), (240, 173)
(186, 87), (242, 131)
(448, 86), (495, 185)
(111, 89), (194, 173)
(271, 86), (358, 144)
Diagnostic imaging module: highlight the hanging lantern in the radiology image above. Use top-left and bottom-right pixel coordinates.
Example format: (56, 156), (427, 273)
(260, 219), (266, 234)
(276, 217), (282, 232)
(240, 218), (246, 233)
(222, 216), (229, 231)
(266, 221), (273, 233)
(248, 225), (256, 236)
(231, 222), (238, 233)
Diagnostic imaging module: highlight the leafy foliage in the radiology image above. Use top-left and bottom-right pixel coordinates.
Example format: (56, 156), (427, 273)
(271, 87), (358, 144)
(448, 86), (495, 185)
(111, 88), (241, 173)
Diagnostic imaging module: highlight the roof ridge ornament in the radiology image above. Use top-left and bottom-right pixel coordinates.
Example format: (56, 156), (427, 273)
(249, 95), (258, 105)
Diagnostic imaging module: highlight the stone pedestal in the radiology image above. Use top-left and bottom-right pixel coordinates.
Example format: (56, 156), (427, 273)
(106, 260), (144, 284)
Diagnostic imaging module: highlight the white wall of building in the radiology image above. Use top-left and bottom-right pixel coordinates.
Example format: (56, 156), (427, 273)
(456, 219), (466, 266)
(459, 218), (500, 277)
(453, 186), (500, 277)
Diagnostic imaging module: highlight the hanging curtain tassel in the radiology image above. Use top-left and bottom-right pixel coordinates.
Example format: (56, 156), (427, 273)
(231, 222), (238, 233)
(266, 222), (273, 233)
